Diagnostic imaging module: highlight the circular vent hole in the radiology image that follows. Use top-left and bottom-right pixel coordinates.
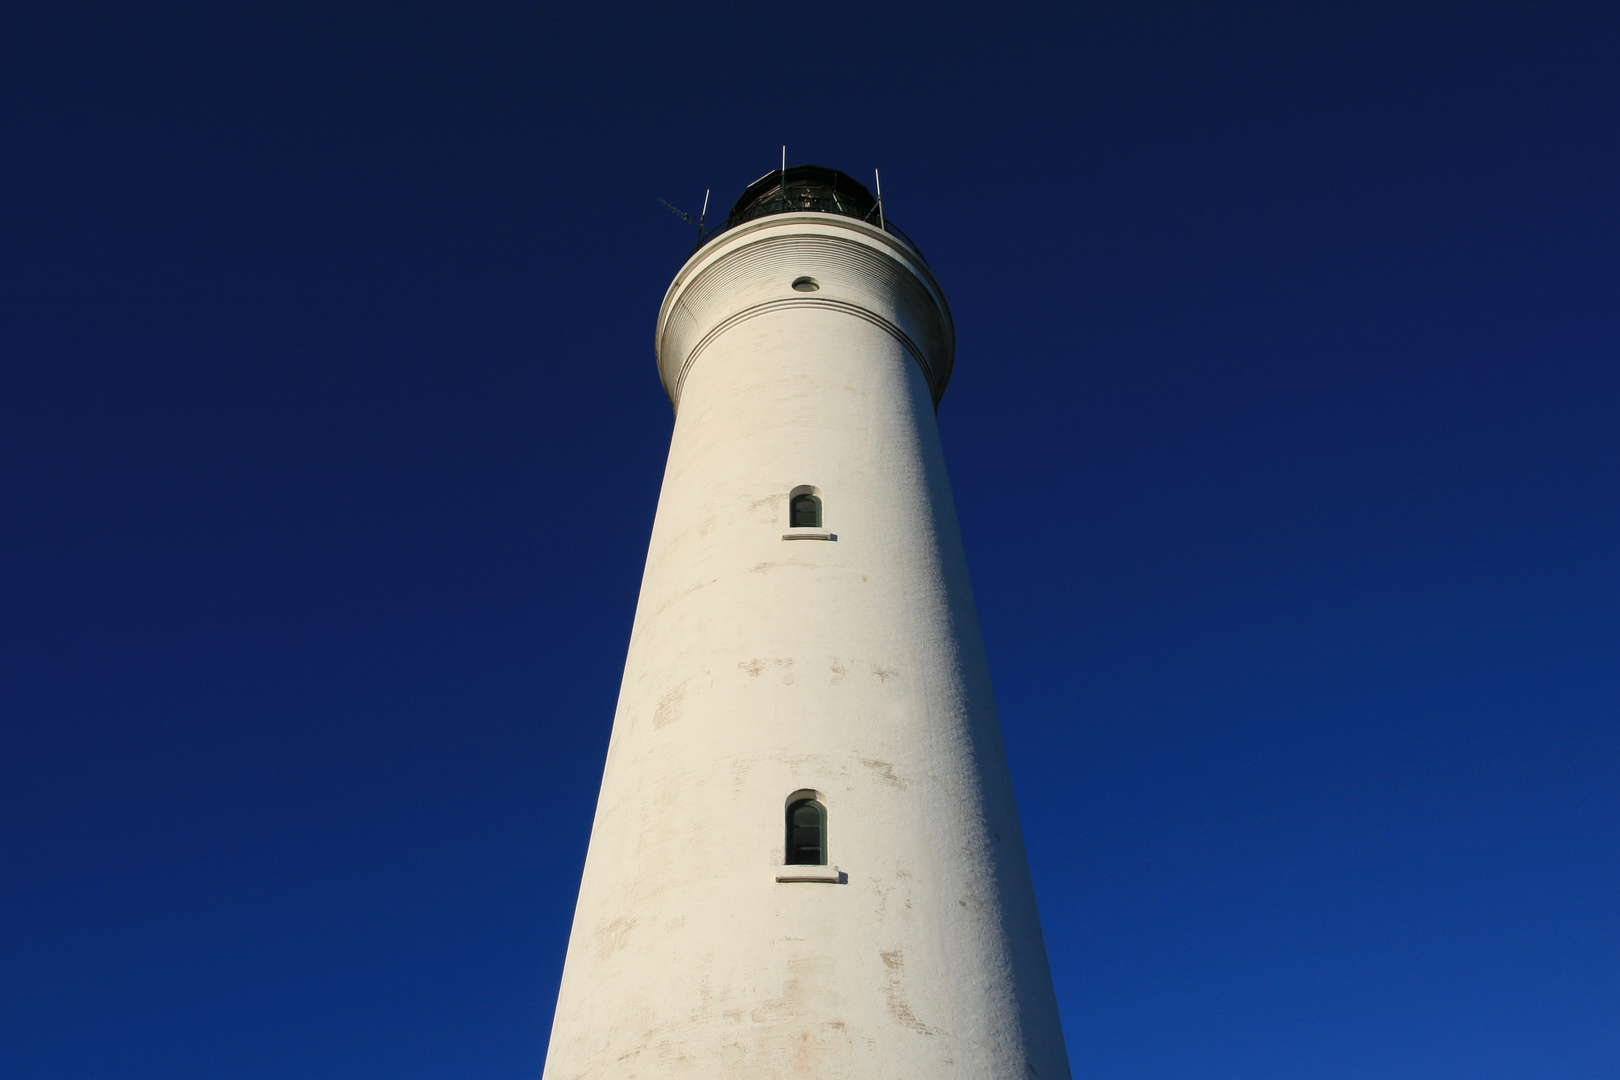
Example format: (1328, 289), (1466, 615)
(791, 276), (820, 293)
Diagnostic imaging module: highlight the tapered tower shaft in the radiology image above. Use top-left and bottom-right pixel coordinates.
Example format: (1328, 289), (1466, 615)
(543, 167), (1069, 1080)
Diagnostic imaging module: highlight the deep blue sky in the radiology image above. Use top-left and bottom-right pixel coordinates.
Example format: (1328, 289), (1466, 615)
(3, 3), (1616, 1077)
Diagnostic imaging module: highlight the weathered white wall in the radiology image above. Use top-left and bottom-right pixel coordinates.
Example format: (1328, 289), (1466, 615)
(543, 213), (1070, 1080)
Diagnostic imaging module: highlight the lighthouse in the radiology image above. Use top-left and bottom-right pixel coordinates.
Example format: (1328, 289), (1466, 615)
(542, 165), (1071, 1079)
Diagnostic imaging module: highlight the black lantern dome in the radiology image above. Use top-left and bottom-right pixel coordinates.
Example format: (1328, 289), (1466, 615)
(726, 164), (880, 228)
(693, 163), (920, 257)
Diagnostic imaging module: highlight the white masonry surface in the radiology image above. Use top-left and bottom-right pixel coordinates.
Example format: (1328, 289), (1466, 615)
(542, 210), (1071, 1079)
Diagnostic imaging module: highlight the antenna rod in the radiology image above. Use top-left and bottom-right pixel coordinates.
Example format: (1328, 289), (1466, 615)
(780, 145), (787, 200)
(658, 197), (701, 229)
(874, 168), (884, 231)
(699, 188), (710, 233)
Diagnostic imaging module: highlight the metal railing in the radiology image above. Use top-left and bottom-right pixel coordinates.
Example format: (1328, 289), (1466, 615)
(676, 197), (924, 261)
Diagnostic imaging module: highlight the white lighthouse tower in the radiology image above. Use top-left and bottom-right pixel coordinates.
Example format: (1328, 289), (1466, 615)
(542, 165), (1070, 1080)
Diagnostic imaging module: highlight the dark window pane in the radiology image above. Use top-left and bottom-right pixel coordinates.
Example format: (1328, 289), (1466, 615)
(791, 496), (820, 527)
(785, 798), (827, 866)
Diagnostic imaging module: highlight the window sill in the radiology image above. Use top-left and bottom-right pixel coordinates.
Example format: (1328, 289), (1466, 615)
(775, 865), (845, 884)
(782, 530), (836, 541)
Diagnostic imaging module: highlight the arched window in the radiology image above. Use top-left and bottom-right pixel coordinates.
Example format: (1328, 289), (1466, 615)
(790, 492), (822, 528)
(785, 797), (827, 865)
